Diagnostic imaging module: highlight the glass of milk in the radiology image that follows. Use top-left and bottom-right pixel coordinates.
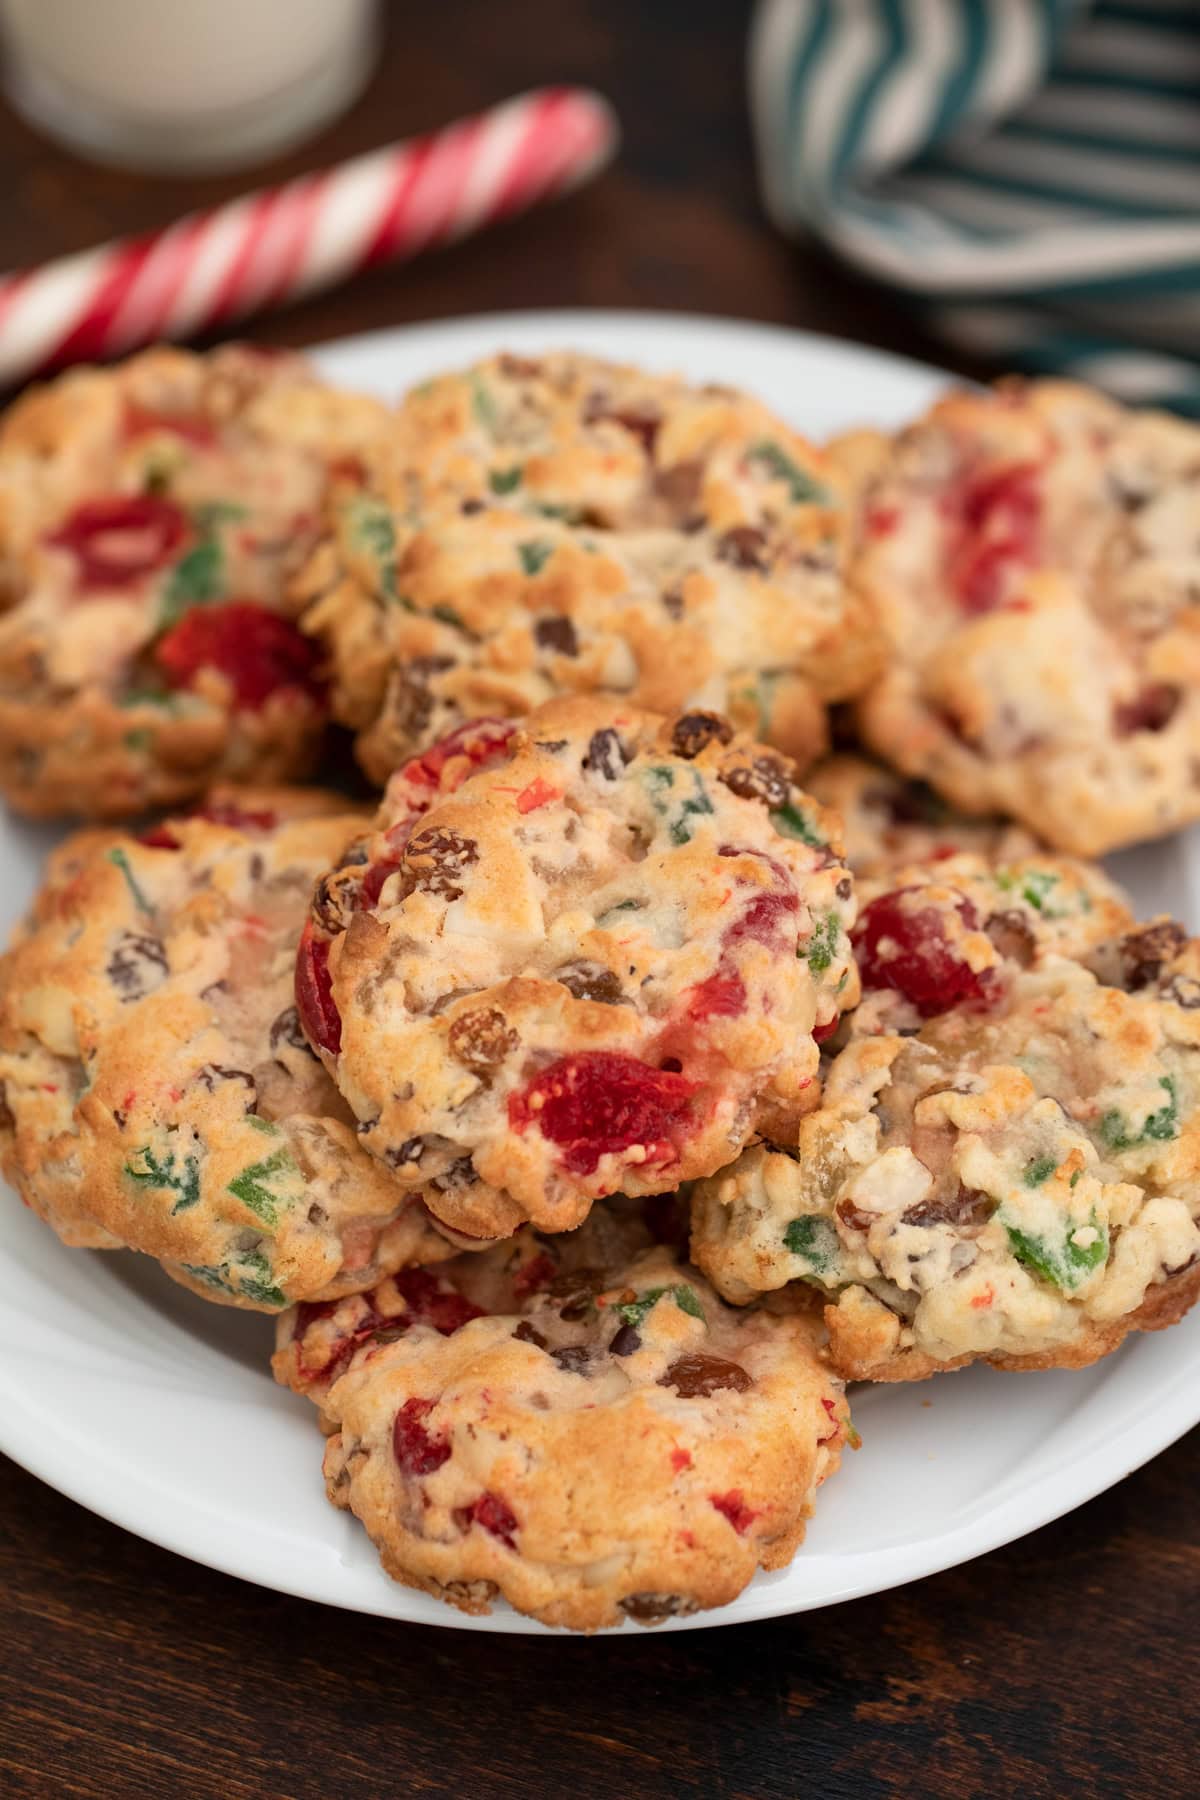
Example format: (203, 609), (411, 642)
(0, 0), (381, 174)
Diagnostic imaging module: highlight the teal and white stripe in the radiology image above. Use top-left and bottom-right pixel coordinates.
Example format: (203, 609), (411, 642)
(751, 0), (1200, 411)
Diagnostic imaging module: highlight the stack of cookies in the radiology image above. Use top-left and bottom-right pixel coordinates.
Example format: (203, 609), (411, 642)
(1, 344), (1197, 1631)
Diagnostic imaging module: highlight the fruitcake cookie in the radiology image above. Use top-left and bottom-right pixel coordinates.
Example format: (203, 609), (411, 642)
(0, 344), (389, 817)
(294, 698), (858, 1241)
(846, 851), (1132, 1039)
(849, 380), (1200, 856)
(691, 912), (1200, 1378)
(806, 754), (1039, 877)
(275, 1205), (852, 1631)
(0, 789), (449, 1309)
(297, 350), (879, 784)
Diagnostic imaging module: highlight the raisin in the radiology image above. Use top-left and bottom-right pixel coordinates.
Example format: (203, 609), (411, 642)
(903, 1186), (994, 1229)
(385, 1136), (426, 1169)
(660, 1354), (752, 1397)
(383, 657), (454, 743)
(608, 1323), (642, 1356)
(583, 396), (660, 454)
(620, 1593), (694, 1622)
(1163, 975), (1200, 1010)
(554, 961), (625, 1004)
(513, 1320), (548, 1349)
(654, 458), (703, 515)
(392, 1398), (451, 1476)
(853, 887), (999, 1018)
(671, 712), (734, 760)
(548, 1267), (606, 1321)
(448, 1007), (518, 1070)
(582, 728), (630, 781)
(836, 1197), (874, 1232)
(311, 869), (361, 935)
(0, 1082), (14, 1133)
(432, 1156), (476, 1196)
(534, 616), (578, 656)
(402, 826), (479, 901)
(985, 909), (1036, 968)
(1114, 684), (1180, 737)
(1118, 921), (1187, 990)
(715, 525), (768, 570)
(48, 494), (189, 588)
(550, 1345), (592, 1374)
(720, 756), (791, 809)
(508, 1051), (698, 1177)
(105, 931), (168, 1000)
(194, 1065), (255, 1102)
(500, 354), (542, 379)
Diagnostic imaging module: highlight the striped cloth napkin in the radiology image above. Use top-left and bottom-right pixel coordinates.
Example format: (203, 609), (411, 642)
(751, 0), (1200, 412)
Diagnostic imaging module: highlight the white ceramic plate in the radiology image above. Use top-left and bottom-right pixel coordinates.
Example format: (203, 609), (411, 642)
(1, 310), (1197, 1635)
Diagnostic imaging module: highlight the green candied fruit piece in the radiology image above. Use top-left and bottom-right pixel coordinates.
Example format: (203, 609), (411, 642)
(159, 536), (223, 625)
(995, 867), (1067, 917)
(106, 847), (154, 917)
(1099, 1076), (1179, 1154)
(488, 465), (522, 494)
(518, 539), (553, 577)
(1023, 1155), (1059, 1187)
(1002, 1210), (1109, 1293)
(123, 729), (153, 753)
(783, 1213), (841, 1278)
(125, 1143), (201, 1214)
(345, 495), (406, 605)
(642, 765), (714, 846)
(180, 1248), (286, 1309)
(469, 373), (498, 432)
(227, 1146), (300, 1229)
(749, 440), (829, 506)
(432, 602), (467, 630)
(770, 799), (826, 849)
(612, 1285), (704, 1330)
(535, 500), (587, 524)
(806, 911), (842, 976)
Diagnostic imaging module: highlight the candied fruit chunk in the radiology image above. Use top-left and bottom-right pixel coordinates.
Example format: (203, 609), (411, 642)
(508, 1051), (698, 1176)
(853, 887), (997, 1017)
(155, 601), (322, 709)
(392, 1398), (451, 1476)
(49, 494), (189, 588)
(295, 920), (342, 1056)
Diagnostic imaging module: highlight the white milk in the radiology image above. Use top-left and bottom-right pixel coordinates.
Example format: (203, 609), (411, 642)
(0, 0), (381, 173)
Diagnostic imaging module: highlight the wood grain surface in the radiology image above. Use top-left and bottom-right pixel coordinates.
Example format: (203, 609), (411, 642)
(1, 5), (1196, 1797)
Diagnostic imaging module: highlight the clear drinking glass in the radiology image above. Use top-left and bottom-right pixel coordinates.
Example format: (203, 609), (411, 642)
(0, 0), (381, 175)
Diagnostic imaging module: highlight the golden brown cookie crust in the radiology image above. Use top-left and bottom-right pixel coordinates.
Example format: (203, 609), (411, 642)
(296, 697), (858, 1240)
(0, 345), (390, 817)
(276, 1209), (851, 1631)
(0, 787), (449, 1309)
(297, 350), (881, 784)
(849, 380), (1200, 857)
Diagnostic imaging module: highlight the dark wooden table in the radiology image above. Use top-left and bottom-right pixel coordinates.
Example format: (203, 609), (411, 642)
(1, 5), (1195, 1797)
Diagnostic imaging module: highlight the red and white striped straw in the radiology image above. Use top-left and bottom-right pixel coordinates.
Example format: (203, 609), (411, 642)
(0, 86), (618, 386)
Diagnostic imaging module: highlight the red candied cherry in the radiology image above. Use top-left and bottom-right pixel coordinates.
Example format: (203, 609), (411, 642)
(401, 718), (518, 793)
(48, 494), (189, 589)
(852, 887), (998, 1018)
(508, 1051), (699, 1177)
(138, 798), (280, 850)
(710, 1490), (760, 1534)
(295, 920), (342, 1056)
(392, 1398), (451, 1476)
(686, 970), (747, 1021)
(122, 402), (218, 448)
(155, 601), (323, 710)
(945, 462), (1041, 614)
(724, 889), (798, 950)
(392, 1268), (484, 1336)
(457, 1492), (519, 1548)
